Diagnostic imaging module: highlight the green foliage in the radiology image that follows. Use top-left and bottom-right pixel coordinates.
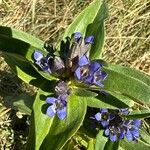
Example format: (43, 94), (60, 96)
(27, 88), (87, 150)
(5, 94), (34, 115)
(103, 65), (150, 104)
(0, 0), (150, 150)
(0, 26), (44, 49)
(63, 0), (102, 38)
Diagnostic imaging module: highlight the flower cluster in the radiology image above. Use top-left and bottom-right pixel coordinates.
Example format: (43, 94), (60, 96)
(92, 109), (141, 142)
(46, 81), (70, 120)
(74, 56), (107, 87)
(33, 50), (65, 75)
(72, 32), (108, 87)
(33, 50), (51, 73)
(33, 32), (108, 120)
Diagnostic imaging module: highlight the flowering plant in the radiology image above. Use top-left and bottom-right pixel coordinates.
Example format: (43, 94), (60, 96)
(0, 0), (150, 150)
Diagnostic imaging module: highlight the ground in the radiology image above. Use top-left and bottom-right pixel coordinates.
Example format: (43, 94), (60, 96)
(0, 0), (150, 149)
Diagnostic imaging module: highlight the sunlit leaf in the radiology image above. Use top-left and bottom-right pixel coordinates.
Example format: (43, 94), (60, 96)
(27, 87), (87, 150)
(0, 26), (44, 49)
(103, 65), (150, 104)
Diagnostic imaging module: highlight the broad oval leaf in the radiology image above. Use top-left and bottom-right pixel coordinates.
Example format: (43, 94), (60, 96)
(120, 139), (150, 150)
(62, 0), (103, 39)
(0, 26), (44, 49)
(27, 87), (87, 150)
(40, 94), (87, 150)
(4, 94), (34, 115)
(85, 91), (134, 109)
(0, 34), (56, 82)
(125, 109), (150, 119)
(26, 88), (54, 150)
(95, 130), (119, 150)
(72, 88), (98, 97)
(103, 65), (150, 104)
(86, 1), (108, 59)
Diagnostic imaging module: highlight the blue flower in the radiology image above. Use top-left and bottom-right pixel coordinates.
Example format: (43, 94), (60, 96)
(93, 109), (115, 127)
(123, 119), (141, 141)
(46, 81), (69, 120)
(92, 108), (142, 142)
(33, 50), (51, 73)
(85, 36), (94, 44)
(75, 56), (107, 87)
(46, 95), (67, 120)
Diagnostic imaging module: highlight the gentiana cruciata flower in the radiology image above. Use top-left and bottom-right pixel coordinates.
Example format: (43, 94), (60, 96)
(91, 108), (142, 142)
(73, 32), (108, 87)
(46, 81), (70, 120)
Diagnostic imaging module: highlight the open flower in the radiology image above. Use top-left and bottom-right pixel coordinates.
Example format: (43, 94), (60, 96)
(92, 108), (142, 142)
(75, 55), (107, 87)
(33, 50), (51, 73)
(46, 95), (67, 120)
(46, 81), (69, 120)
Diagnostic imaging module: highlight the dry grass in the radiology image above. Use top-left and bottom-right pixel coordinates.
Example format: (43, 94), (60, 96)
(0, 0), (150, 149)
(104, 0), (150, 74)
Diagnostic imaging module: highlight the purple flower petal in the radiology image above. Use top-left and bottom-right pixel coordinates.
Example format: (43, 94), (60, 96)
(58, 94), (68, 102)
(101, 109), (108, 113)
(93, 80), (104, 87)
(75, 67), (81, 79)
(131, 129), (140, 138)
(78, 55), (89, 66)
(85, 36), (94, 44)
(109, 114), (115, 120)
(120, 130), (125, 139)
(126, 130), (133, 141)
(110, 134), (117, 142)
(46, 97), (57, 104)
(134, 119), (141, 127)
(46, 105), (56, 117)
(105, 128), (110, 136)
(99, 71), (108, 80)
(94, 112), (101, 121)
(84, 75), (93, 83)
(90, 62), (101, 73)
(74, 32), (82, 39)
(57, 107), (67, 120)
(34, 50), (43, 61)
(101, 120), (109, 127)
(119, 108), (129, 115)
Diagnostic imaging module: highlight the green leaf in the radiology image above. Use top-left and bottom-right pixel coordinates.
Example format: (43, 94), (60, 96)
(103, 64), (150, 104)
(0, 26), (44, 49)
(62, 0), (103, 39)
(105, 91), (135, 107)
(125, 109), (150, 119)
(2, 53), (43, 84)
(26, 89), (54, 150)
(95, 130), (119, 150)
(86, 1), (108, 59)
(120, 139), (150, 150)
(27, 88), (87, 150)
(95, 131), (150, 150)
(107, 64), (150, 86)
(72, 88), (98, 97)
(95, 130), (107, 150)
(85, 92), (134, 109)
(4, 94), (34, 115)
(104, 140), (119, 150)
(40, 94), (87, 150)
(87, 139), (94, 150)
(140, 128), (150, 145)
(0, 34), (56, 82)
